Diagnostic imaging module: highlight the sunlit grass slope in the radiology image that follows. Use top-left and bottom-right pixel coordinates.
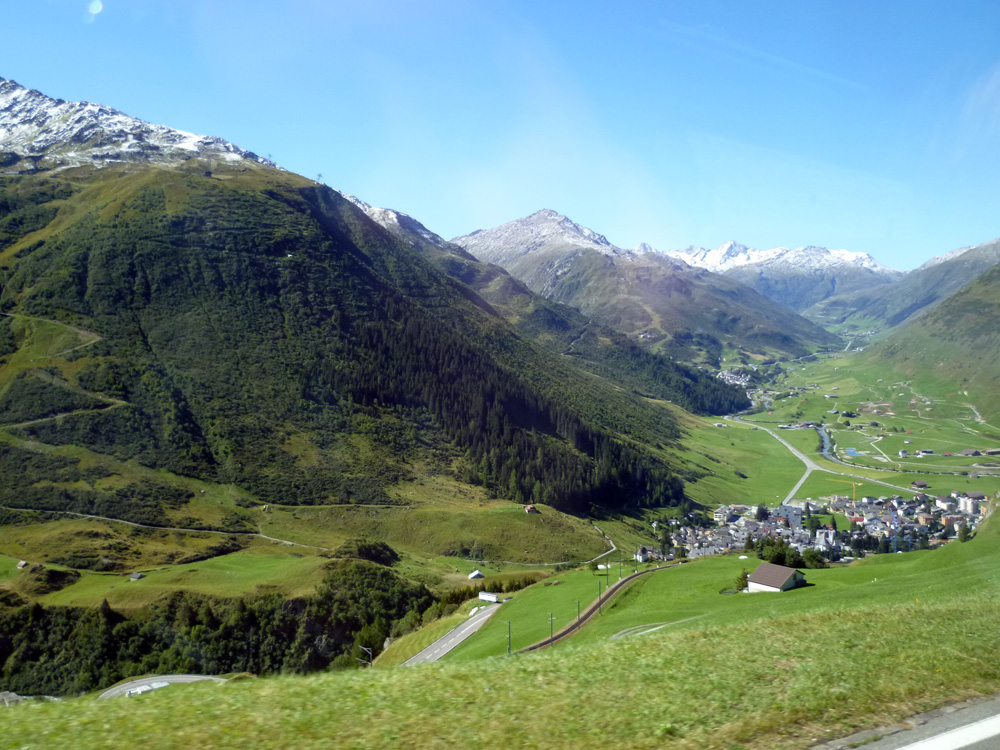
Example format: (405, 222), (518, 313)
(7, 520), (998, 750)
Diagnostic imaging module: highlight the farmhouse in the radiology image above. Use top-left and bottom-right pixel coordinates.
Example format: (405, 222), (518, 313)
(911, 480), (928, 490)
(524, 504), (539, 513)
(747, 562), (806, 593)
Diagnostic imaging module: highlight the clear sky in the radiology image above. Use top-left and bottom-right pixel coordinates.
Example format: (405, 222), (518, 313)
(4, 1), (1000, 270)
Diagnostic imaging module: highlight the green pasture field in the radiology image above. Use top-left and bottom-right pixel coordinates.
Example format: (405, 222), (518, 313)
(8, 527), (1000, 749)
(443, 564), (666, 661)
(589, 515), (659, 556)
(672, 415), (806, 507)
(793, 470), (1000, 504)
(0, 554), (19, 581)
(0, 517), (252, 573)
(38, 546), (330, 609)
(0, 314), (98, 391)
(570, 515), (1000, 647)
(259, 500), (608, 568)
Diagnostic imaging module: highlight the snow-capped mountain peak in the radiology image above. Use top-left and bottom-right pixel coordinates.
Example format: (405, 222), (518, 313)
(525, 208), (615, 249)
(664, 241), (897, 275)
(451, 209), (627, 267)
(0, 76), (275, 171)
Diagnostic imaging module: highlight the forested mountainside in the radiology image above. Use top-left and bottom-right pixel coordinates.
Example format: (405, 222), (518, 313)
(0, 163), (745, 522)
(870, 262), (1000, 422)
(348, 199), (750, 413)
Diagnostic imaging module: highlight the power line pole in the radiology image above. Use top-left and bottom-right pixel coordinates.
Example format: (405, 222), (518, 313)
(598, 579), (602, 615)
(576, 600), (581, 625)
(549, 613), (555, 643)
(501, 620), (511, 655)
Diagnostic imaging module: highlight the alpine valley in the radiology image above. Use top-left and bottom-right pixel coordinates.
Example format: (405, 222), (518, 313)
(3, 75), (1000, 749)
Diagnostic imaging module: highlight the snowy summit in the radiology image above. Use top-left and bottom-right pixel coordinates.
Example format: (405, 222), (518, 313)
(0, 76), (274, 172)
(652, 241), (897, 276)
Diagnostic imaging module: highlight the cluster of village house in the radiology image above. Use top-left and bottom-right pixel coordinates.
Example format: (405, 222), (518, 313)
(661, 487), (990, 561)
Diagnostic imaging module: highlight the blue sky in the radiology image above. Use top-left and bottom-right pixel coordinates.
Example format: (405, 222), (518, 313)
(4, 1), (1000, 270)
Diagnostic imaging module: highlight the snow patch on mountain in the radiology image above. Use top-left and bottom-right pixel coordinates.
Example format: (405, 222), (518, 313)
(660, 241), (898, 275)
(341, 191), (464, 254)
(915, 237), (1000, 271)
(452, 209), (627, 266)
(0, 76), (274, 171)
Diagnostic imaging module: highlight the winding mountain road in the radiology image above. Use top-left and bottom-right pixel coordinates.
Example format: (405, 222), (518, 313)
(725, 415), (913, 502)
(402, 604), (500, 665)
(98, 674), (225, 699)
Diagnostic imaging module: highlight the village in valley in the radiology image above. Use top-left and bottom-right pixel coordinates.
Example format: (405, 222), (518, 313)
(666, 485), (990, 565)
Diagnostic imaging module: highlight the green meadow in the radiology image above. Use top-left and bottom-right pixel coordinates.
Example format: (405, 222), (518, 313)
(444, 567), (623, 660)
(672, 413), (806, 507)
(6, 520), (999, 750)
(38, 547), (331, 610)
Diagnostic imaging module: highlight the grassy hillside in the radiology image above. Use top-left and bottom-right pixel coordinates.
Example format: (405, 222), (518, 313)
(521, 247), (842, 364)
(805, 239), (1000, 332)
(0, 161), (726, 562)
(0, 159), (739, 697)
(869, 263), (1000, 423)
(6, 519), (998, 750)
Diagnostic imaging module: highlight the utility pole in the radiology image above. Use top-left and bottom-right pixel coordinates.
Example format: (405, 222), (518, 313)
(502, 620), (511, 655)
(355, 646), (373, 669)
(576, 600), (581, 625)
(598, 579), (602, 615)
(549, 613), (555, 643)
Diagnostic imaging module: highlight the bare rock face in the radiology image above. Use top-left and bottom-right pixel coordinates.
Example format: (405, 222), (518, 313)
(0, 76), (274, 172)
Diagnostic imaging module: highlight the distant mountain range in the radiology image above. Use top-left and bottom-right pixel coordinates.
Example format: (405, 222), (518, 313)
(806, 237), (1000, 330)
(656, 241), (902, 311)
(452, 210), (841, 363)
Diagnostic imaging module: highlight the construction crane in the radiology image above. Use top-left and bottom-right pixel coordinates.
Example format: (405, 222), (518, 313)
(828, 478), (864, 503)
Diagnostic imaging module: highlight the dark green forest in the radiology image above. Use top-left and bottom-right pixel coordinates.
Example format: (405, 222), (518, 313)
(0, 166), (744, 516)
(0, 560), (432, 695)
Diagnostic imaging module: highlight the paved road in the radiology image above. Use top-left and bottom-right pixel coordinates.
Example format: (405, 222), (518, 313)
(98, 674), (225, 699)
(814, 696), (1000, 749)
(725, 416), (823, 503)
(725, 416), (913, 502)
(402, 604), (500, 665)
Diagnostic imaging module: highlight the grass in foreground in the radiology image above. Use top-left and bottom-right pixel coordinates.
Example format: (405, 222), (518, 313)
(4, 594), (998, 750)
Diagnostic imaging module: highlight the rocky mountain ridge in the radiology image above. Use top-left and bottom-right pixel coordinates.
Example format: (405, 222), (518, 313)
(0, 76), (274, 172)
(451, 209), (841, 363)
